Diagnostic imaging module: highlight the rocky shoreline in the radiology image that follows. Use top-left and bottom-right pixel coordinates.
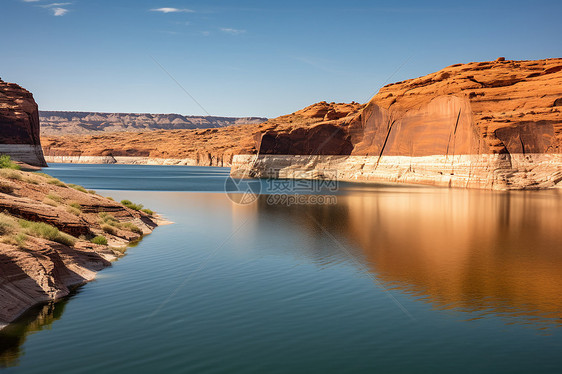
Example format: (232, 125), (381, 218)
(231, 153), (562, 190)
(0, 167), (165, 329)
(44, 155), (207, 166)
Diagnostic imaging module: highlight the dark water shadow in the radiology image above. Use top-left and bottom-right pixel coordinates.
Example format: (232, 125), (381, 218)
(0, 287), (83, 368)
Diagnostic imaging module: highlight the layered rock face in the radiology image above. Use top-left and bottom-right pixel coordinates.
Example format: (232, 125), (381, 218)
(0, 169), (160, 327)
(0, 79), (47, 167)
(40, 111), (267, 135)
(41, 102), (364, 166)
(233, 58), (562, 189)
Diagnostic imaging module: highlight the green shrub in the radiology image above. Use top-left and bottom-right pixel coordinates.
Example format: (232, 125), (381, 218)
(67, 206), (81, 216)
(1, 233), (27, 248)
(91, 235), (108, 245)
(18, 219), (76, 246)
(121, 199), (143, 211)
(70, 202), (82, 210)
(101, 224), (117, 235)
(141, 208), (154, 215)
(68, 184), (88, 193)
(43, 198), (59, 207)
(47, 179), (67, 187)
(34, 172), (53, 179)
(0, 155), (20, 170)
(46, 192), (62, 203)
(121, 222), (143, 235)
(0, 213), (16, 235)
(0, 169), (23, 180)
(99, 212), (119, 225)
(88, 190), (96, 194)
(98, 212), (142, 235)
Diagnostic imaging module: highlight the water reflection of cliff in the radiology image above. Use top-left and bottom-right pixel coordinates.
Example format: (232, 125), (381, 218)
(0, 297), (71, 368)
(255, 187), (562, 326)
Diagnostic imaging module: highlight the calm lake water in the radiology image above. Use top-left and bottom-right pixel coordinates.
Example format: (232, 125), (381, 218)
(2, 163), (562, 373)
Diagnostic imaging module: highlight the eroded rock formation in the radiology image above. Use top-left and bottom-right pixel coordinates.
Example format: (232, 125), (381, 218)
(233, 58), (562, 189)
(0, 79), (47, 167)
(0, 169), (160, 327)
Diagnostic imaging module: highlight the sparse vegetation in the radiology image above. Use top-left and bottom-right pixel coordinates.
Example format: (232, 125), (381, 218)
(121, 199), (143, 211)
(47, 178), (67, 187)
(101, 224), (117, 235)
(0, 169), (23, 180)
(67, 206), (81, 216)
(43, 198), (59, 207)
(99, 212), (119, 225)
(46, 192), (62, 203)
(34, 172), (53, 179)
(2, 233), (27, 248)
(68, 184), (88, 193)
(0, 155), (20, 170)
(121, 222), (143, 235)
(98, 212), (142, 235)
(18, 218), (76, 246)
(88, 190), (96, 194)
(141, 208), (154, 215)
(91, 235), (108, 245)
(0, 213), (17, 235)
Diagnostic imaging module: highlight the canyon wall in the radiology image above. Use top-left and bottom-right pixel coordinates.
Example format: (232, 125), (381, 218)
(0, 78), (47, 167)
(232, 58), (562, 190)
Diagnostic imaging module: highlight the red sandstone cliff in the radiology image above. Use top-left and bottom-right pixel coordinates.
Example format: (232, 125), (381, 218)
(257, 58), (562, 157)
(0, 78), (47, 167)
(40, 58), (562, 188)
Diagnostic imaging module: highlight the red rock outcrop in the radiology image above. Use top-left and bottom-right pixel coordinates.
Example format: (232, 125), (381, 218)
(254, 58), (562, 157)
(233, 58), (562, 189)
(0, 78), (47, 167)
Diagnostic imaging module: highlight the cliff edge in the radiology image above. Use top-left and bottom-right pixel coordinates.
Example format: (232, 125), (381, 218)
(232, 58), (562, 189)
(0, 79), (47, 167)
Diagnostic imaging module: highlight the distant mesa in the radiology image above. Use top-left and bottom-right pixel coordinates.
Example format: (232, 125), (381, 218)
(39, 111), (267, 135)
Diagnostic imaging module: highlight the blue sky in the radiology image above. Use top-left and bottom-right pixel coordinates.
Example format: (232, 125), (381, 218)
(1, 0), (560, 117)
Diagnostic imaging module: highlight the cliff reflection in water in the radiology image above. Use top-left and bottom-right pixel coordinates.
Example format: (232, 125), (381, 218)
(255, 187), (562, 326)
(0, 298), (71, 368)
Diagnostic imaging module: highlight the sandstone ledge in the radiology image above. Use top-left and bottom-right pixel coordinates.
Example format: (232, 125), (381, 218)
(231, 154), (562, 190)
(0, 170), (161, 328)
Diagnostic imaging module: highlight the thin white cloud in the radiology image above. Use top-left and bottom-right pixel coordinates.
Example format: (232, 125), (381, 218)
(220, 28), (246, 35)
(150, 8), (194, 14)
(36, 2), (71, 16)
(22, 0), (41, 3)
(41, 2), (71, 7)
(52, 7), (68, 16)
